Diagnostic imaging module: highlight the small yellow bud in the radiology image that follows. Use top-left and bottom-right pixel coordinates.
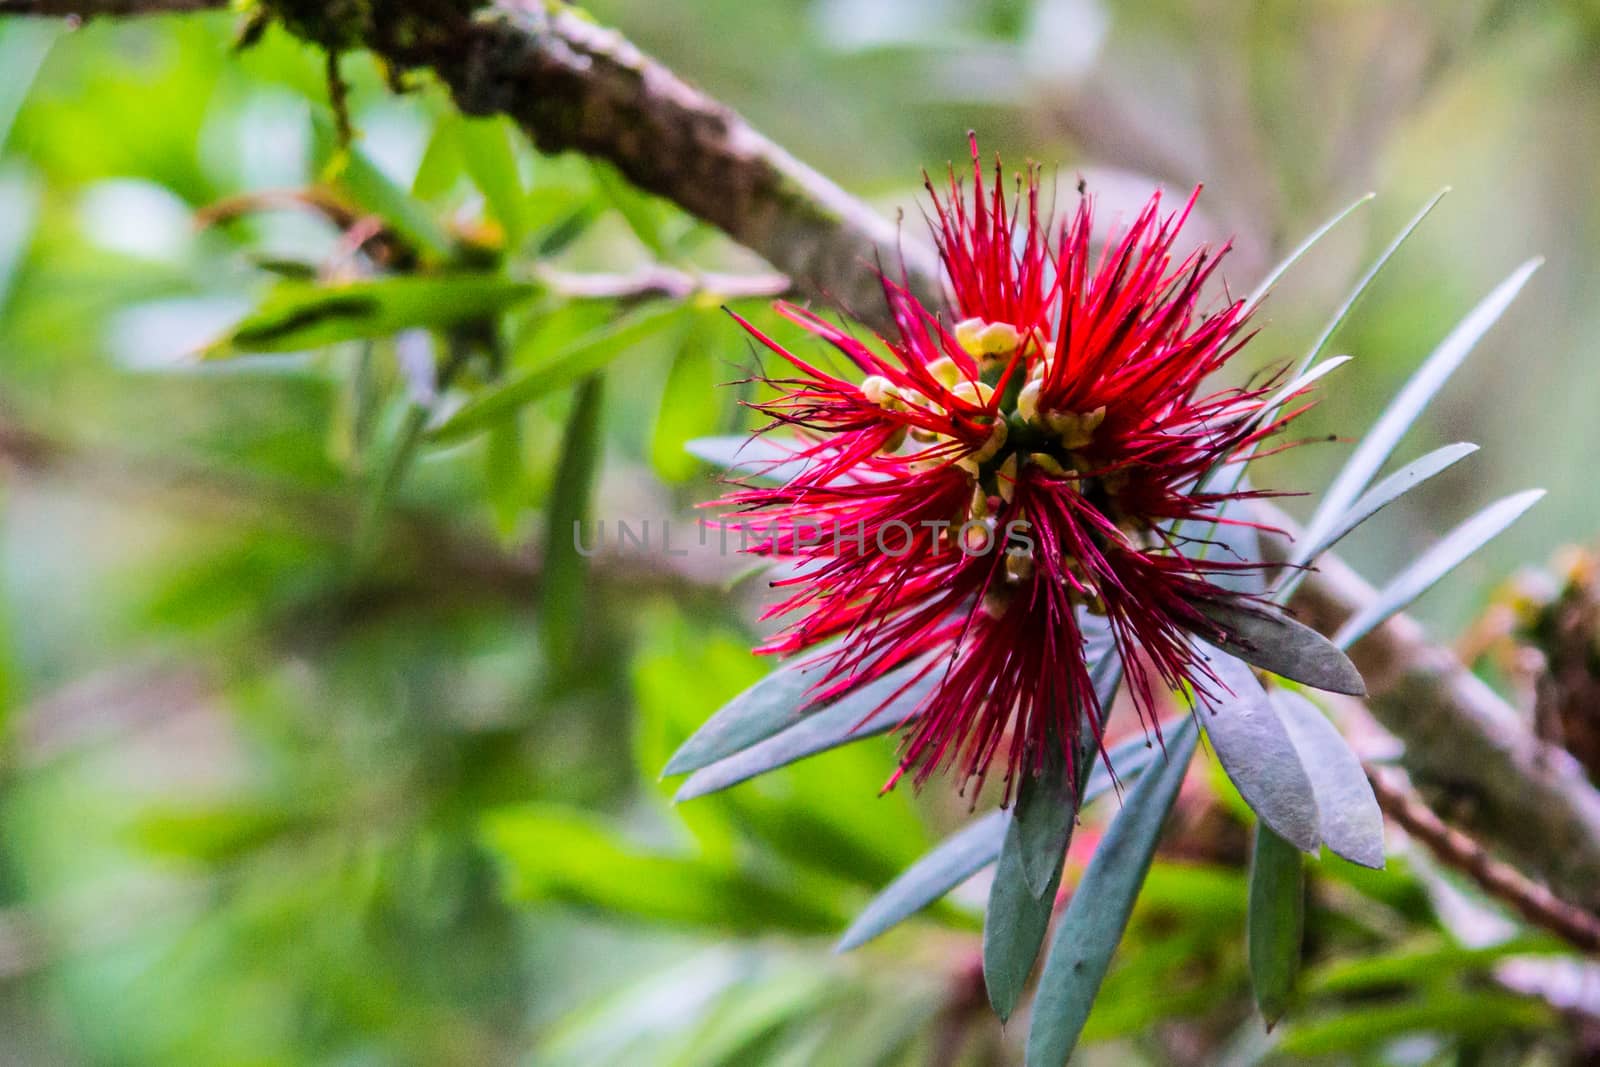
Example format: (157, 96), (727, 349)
(926, 356), (963, 388)
(996, 454), (1020, 504)
(1005, 547), (1034, 584)
(1045, 405), (1107, 450)
(954, 317), (986, 354)
(860, 375), (895, 407)
(1028, 452), (1069, 477)
(955, 318), (1022, 362)
(949, 379), (996, 408)
(976, 321), (1021, 357)
(968, 485), (991, 521)
(1017, 380), (1042, 423)
(968, 419), (1009, 467)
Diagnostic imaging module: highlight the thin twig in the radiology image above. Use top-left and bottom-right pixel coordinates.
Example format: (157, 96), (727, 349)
(0, 0), (223, 14)
(536, 266), (790, 304)
(1368, 766), (1600, 953)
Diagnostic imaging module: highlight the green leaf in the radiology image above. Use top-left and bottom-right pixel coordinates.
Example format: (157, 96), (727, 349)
(1193, 599), (1366, 696)
(1192, 645), (1321, 852)
(1289, 189), (1449, 376)
(1276, 992), (1552, 1056)
(1247, 825), (1305, 1029)
(592, 160), (675, 260)
(481, 805), (843, 934)
(1271, 690), (1384, 868)
(834, 722), (1179, 953)
(484, 417), (528, 538)
(835, 811), (1007, 952)
(457, 116), (528, 246)
(1010, 760), (1076, 900)
(1244, 192), (1373, 310)
(686, 434), (810, 486)
(1302, 934), (1564, 996)
(672, 663), (938, 801)
(312, 112), (453, 261)
(431, 304), (682, 442)
(1333, 488), (1545, 649)
(1283, 442), (1479, 575)
(1025, 718), (1199, 1066)
(983, 812), (1064, 1022)
(540, 374), (606, 671)
(652, 312), (725, 482)
(209, 274), (536, 356)
(1301, 258), (1541, 555)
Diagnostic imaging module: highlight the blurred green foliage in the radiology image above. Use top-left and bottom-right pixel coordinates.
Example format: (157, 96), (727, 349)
(0, 1), (1594, 1064)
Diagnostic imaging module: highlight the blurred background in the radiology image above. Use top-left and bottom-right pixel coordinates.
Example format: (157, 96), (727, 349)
(0, 0), (1596, 1063)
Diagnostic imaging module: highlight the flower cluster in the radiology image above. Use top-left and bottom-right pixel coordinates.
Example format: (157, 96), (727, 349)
(718, 138), (1302, 797)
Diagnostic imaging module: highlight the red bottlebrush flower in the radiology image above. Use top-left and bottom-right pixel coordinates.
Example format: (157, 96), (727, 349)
(716, 140), (1301, 798)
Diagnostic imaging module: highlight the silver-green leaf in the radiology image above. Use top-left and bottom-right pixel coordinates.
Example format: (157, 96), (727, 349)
(1025, 718), (1199, 1066)
(673, 666), (938, 801)
(1192, 645), (1321, 852)
(1193, 600), (1366, 697)
(1333, 489), (1545, 649)
(1301, 258), (1541, 555)
(1283, 442), (1479, 576)
(1272, 690), (1385, 869)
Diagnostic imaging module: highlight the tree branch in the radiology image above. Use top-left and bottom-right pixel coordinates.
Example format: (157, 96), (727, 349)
(11, 0), (1600, 921)
(0, 0), (223, 15)
(1262, 512), (1600, 915)
(1367, 766), (1600, 953)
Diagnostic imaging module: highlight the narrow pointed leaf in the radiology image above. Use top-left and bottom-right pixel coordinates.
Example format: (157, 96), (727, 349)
(835, 811), (1007, 952)
(312, 112), (453, 261)
(1272, 691), (1385, 868)
(1245, 193), (1373, 310)
(1302, 258), (1541, 553)
(432, 304), (682, 441)
(1192, 645), (1321, 851)
(1334, 489), (1545, 649)
(834, 722), (1179, 953)
(208, 274), (537, 357)
(1010, 761), (1076, 900)
(983, 819), (1064, 1022)
(540, 374), (606, 671)
(1291, 189), (1449, 377)
(673, 667), (938, 801)
(1284, 443), (1479, 574)
(1025, 719), (1199, 1066)
(457, 116), (529, 246)
(1248, 825), (1305, 1028)
(1193, 600), (1366, 697)
(663, 643), (845, 777)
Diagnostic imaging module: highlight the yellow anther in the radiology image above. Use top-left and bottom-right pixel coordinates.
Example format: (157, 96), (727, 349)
(1017, 380), (1042, 423)
(860, 375), (896, 407)
(926, 356), (963, 388)
(949, 379), (997, 409)
(1044, 405), (1107, 450)
(1005, 547), (1035, 584)
(954, 317), (986, 354)
(968, 485), (991, 521)
(996, 454), (1019, 504)
(955, 317), (1022, 362)
(1028, 452), (1069, 478)
(960, 419), (1008, 472)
